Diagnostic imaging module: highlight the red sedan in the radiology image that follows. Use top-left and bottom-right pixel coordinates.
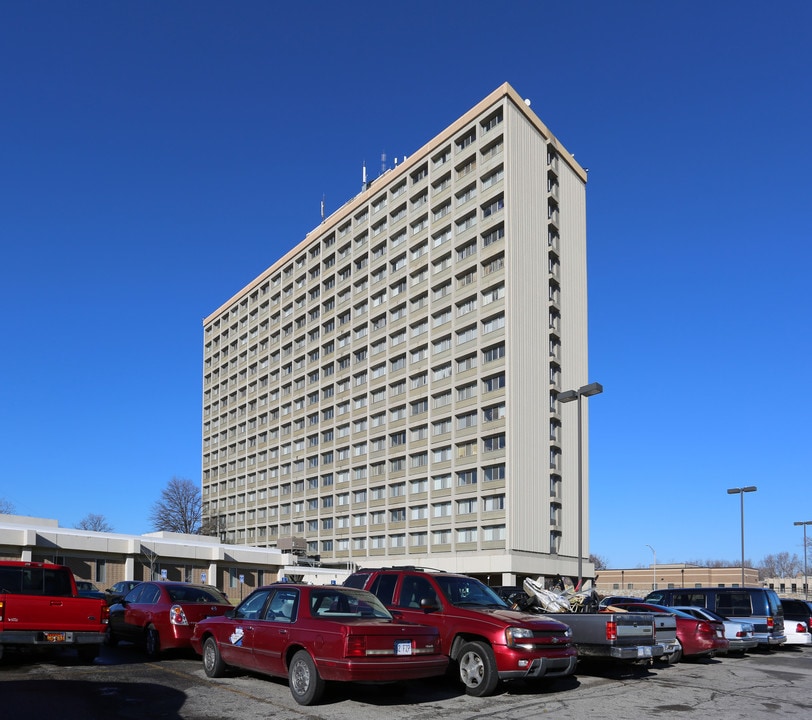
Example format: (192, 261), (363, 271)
(106, 581), (232, 657)
(612, 602), (729, 659)
(190, 583), (448, 705)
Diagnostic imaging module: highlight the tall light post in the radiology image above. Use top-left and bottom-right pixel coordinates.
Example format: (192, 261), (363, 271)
(558, 381), (603, 588)
(646, 544), (656, 590)
(727, 486), (757, 587)
(794, 521), (812, 600)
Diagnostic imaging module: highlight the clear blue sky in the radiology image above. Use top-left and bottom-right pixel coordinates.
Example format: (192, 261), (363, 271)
(1, 1), (810, 570)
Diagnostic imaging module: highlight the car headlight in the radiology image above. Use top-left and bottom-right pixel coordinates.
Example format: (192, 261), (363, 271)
(505, 626), (534, 647)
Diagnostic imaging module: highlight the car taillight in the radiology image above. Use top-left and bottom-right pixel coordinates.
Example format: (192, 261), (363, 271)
(796, 623), (806, 634)
(345, 635), (366, 657)
(697, 621), (714, 636)
(605, 621), (617, 641)
(169, 604), (189, 626)
(101, 604), (109, 624)
(0, 599), (4, 621)
(767, 616), (774, 629)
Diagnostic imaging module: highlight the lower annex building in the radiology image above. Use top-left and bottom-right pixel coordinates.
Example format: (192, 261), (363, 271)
(202, 82), (595, 587)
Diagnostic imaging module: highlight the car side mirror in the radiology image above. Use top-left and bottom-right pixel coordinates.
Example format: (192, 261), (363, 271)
(420, 597), (440, 612)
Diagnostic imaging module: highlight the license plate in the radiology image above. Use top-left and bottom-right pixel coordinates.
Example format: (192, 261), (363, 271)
(45, 633), (66, 643)
(395, 641), (413, 656)
(637, 646), (652, 658)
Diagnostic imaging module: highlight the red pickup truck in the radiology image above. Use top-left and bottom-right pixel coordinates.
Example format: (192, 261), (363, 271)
(0, 561), (109, 662)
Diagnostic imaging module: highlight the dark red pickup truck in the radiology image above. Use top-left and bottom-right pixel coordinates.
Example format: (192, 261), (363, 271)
(0, 561), (109, 662)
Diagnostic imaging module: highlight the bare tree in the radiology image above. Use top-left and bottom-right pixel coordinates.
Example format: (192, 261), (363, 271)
(589, 553), (609, 571)
(140, 544), (160, 580)
(149, 477), (202, 534)
(75, 513), (114, 532)
(758, 552), (802, 580)
(0, 497), (15, 514)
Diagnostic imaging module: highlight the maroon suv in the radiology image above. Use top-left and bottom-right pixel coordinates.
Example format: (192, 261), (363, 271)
(345, 567), (577, 696)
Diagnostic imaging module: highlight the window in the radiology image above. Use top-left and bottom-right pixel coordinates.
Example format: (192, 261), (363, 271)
(482, 313), (505, 334)
(482, 166), (504, 188)
(482, 282), (504, 305)
(484, 464), (505, 482)
(457, 498), (476, 515)
(457, 354), (477, 372)
(457, 527), (477, 543)
(483, 494), (505, 512)
(483, 433), (506, 452)
(457, 411), (477, 430)
(457, 469), (477, 486)
(483, 373), (505, 393)
(483, 402), (505, 422)
(483, 343), (505, 363)
(433, 362), (452, 380)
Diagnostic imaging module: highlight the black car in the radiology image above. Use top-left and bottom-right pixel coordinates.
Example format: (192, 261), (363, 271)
(781, 598), (812, 629)
(104, 580), (142, 606)
(598, 595), (642, 610)
(75, 580), (106, 599)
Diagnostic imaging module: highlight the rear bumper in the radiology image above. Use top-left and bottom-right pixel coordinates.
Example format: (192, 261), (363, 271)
(316, 655), (449, 682)
(726, 638), (758, 652)
(755, 633), (786, 647)
(609, 643), (666, 660)
(0, 630), (104, 646)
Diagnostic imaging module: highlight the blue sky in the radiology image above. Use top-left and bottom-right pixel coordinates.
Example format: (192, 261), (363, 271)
(1, 1), (810, 570)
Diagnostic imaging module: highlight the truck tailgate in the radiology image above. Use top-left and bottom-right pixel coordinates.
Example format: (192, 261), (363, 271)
(3, 595), (105, 630)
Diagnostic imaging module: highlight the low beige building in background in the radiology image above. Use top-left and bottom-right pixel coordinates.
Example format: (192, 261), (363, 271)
(596, 563), (808, 599)
(0, 514), (349, 603)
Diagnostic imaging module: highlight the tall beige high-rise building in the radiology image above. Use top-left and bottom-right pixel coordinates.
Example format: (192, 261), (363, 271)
(202, 83), (594, 586)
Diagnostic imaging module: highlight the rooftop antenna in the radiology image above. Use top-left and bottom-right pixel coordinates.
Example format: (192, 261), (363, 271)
(361, 161), (368, 192)
(320, 194), (325, 222)
(381, 151), (387, 176)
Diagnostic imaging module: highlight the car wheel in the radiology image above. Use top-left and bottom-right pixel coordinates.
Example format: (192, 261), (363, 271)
(203, 636), (226, 678)
(288, 649), (325, 706)
(145, 625), (161, 658)
(104, 626), (118, 647)
(457, 640), (499, 697)
(666, 641), (682, 664)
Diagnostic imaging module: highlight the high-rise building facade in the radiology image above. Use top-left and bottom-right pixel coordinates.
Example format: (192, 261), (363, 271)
(201, 83), (593, 586)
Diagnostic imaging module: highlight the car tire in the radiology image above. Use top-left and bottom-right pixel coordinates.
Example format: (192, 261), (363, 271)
(145, 625), (160, 658)
(666, 640), (682, 664)
(104, 626), (118, 647)
(457, 640), (499, 697)
(288, 649), (325, 705)
(203, 636), (226, 678)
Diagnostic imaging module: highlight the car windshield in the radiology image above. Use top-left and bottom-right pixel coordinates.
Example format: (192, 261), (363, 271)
(309, 587), (392, 619)
(435, 576), (508, 607)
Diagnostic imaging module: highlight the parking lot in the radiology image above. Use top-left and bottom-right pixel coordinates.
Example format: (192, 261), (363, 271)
(1, 643), (810, 720)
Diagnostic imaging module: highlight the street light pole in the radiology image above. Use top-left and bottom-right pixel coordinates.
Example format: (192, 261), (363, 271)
(646, 544), (656, 590)
(727, 486), (757, 587)
(558, 382), (603, 589)
(794, 521), (812, 600)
